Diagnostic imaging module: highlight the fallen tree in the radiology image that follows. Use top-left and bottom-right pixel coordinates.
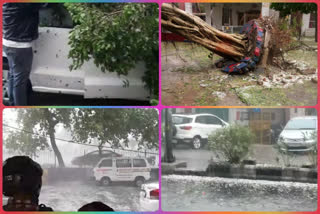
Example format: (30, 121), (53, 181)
(161, 3), (266, 73)
(162, 3), (248, 61)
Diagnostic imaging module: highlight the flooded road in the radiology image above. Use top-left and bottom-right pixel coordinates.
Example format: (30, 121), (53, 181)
(162, 175), (317, 211)
(39, 181), (141, 211)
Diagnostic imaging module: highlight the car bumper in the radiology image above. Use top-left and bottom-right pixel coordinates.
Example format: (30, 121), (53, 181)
(172, 136), (193, 144)
(140, 199), (158, 211)
(278, 143), (316, 152)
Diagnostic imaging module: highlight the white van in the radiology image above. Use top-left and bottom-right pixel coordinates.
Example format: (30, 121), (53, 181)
(93, 157), (151, 187)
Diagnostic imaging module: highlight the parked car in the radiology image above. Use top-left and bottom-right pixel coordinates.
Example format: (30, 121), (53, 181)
(93, 157), (151, 187)
(71, 150), (122, 167)
(172, 113), (229, 149)
(139, 182), (159, 211)
(277, 116), (317, 152)
(2, 4), (150, 105)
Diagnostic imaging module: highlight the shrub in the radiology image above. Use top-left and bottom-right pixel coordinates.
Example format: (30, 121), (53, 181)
(208, 124), (255, 164)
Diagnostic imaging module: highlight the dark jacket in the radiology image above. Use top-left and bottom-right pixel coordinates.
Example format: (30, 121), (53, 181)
(3, 3), (45, 42)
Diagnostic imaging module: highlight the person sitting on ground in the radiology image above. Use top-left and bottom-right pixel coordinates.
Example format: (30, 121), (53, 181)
(3, 156), (53, 211)
(78, 201), (114, 211)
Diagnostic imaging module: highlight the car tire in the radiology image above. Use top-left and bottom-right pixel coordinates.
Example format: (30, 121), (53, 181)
(100, 177), (111, 186)
(135, 177), (145, 187)
(192, 136), (202, 150)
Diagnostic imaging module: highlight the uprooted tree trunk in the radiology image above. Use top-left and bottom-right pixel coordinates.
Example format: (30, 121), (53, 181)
(161, 3), (249, 61)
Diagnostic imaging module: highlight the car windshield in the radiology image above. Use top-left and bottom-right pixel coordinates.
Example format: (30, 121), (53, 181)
(172, 116), (192, 125)
(284, 118), (317, 130)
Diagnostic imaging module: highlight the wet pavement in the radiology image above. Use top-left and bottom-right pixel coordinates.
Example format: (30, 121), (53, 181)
(38, 181), (142, 211)
(162, 175), (318, 211)
(163, 144), (311, 170)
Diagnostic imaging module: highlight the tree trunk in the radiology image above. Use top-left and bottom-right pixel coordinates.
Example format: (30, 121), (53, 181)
(163, 109), (175, 163)
(161, 3), (248, 61)
(315, 11), (317, 43)
(44, 109), (65, 168)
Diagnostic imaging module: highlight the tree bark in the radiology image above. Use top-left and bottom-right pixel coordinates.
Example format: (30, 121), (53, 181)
(163, 109), (175, 163)
(44, 109), (65, 168)
(161, 3), (248, 61)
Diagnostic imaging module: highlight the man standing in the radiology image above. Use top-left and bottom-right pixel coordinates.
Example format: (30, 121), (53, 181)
(3, 3), (45, 106)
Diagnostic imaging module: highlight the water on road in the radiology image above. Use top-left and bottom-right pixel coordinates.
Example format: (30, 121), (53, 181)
(162, 175), (317, 211)
(39, 181), (141, 211)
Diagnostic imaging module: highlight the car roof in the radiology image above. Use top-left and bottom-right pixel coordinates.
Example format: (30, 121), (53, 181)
(99, 156), (146, 161)
(172, 113), (218, 118)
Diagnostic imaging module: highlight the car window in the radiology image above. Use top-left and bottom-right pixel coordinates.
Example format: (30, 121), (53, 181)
(133, 159), (147, 167)
(116, 159), (132, 168)
(99, 159), (112, 167)
(39, 4), (73, 28)
(195, 116), (207, 124)
(207, 116), (223, 125)
(172, 116), (192, 125)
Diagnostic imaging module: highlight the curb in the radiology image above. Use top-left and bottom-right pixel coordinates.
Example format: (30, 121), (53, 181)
(163, 163), (317, 183)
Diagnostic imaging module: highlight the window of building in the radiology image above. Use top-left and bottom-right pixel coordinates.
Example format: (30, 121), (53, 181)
(222, 8), (232, 25)
(309, 13), (316, 28)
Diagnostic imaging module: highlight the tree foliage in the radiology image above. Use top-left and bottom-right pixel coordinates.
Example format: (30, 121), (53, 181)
(65, 3), (159, 100)
(270, 3), (317, 17)
(5, 129), (49, 158)
(6, 109), (74, 167)
(70, 108), (158, 153)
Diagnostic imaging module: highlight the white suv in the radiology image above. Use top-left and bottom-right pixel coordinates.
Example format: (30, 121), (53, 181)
(3, 4), (150, 103)
(93, 157), (151, 187)
(172, 113), (229, 149)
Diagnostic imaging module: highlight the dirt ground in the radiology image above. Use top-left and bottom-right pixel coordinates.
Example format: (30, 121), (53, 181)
(161, 38), (318, 106)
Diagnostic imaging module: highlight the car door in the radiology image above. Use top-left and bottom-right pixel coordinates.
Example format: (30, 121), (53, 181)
(95, 158), (113, 180)
(115, 158), (133, 181)
(194, 116), (209, 138)
(31, 5), (149, 100)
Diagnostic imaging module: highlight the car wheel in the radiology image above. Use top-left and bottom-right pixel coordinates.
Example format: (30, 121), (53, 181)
(192, 136), (202, 149)
(135, 177), (145, 187)
(100, 177), (111, 186)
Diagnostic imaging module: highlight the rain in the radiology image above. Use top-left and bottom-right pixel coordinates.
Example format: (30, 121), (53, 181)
(2, 108), (159, 212)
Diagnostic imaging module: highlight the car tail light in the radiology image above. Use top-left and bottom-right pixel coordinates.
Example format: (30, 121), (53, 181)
(180, 126), (192, 130)
(150, 189), (159, 200)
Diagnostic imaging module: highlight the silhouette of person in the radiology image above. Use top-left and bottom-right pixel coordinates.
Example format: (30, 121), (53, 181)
(3, 156), (53, 211)
(78, 201), (114, 211)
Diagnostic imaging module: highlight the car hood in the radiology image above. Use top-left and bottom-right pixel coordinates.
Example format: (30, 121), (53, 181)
(279, 129), (315, 140)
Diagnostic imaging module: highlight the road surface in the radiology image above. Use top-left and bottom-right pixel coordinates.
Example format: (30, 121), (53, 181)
(162, 175), (317, 211)
(162, 144), (311, 170)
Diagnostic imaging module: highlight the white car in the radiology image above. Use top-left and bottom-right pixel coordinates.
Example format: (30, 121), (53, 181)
(172, 113), (229, 149)
(93, 157), (151, 187)
(139, 182), (159, 211)
(3, 5), (150, 103)
(277, 116), (317, 152)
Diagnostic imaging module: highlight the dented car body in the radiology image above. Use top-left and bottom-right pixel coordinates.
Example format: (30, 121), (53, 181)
(3, 6), (150, 101)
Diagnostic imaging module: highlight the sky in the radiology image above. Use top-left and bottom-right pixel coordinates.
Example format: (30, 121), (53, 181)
(2, 109), (159, 166)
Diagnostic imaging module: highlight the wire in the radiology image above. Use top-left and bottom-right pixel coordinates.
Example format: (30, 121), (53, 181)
(3, 124), (158, 155)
